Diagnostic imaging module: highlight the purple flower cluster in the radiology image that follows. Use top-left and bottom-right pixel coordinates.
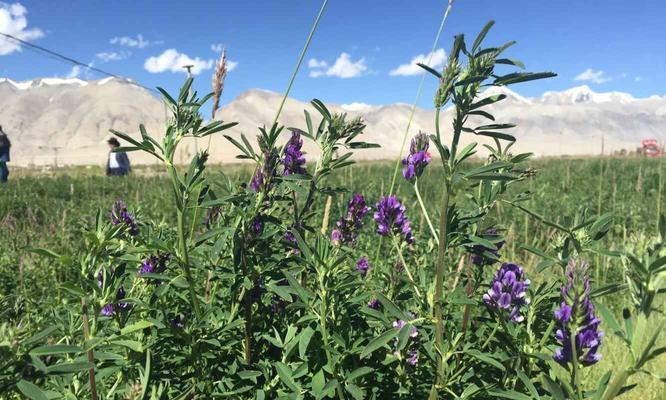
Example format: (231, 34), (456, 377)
(282, 130), (306, 176)
(392, 318), (419, 366)
(553, 260), (603, 367)
(356, 257), (370, 277)
(110, 200), (138, 236)
(374, 196), (414, 244)
(138, 253), (170, 282)
(101, 287), (131, 316)
(402, 132), (431, 182)
(367, 299), (381, 310)
(250, 149), (279, 192)
(331, 194), (371, 246)
(483, 263), (530, 323)
(470, 228), (505, 266)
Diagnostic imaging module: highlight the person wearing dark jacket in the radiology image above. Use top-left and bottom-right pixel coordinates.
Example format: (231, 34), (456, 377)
(0, 125), (10, 183)
(106, 137), (131, 176)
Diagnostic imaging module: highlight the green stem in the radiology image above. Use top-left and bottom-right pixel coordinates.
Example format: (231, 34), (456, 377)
(430, 180), (452, 400)
(389, 0), (455, 195)
(602, 370), (631, 400)
(569, 326), (582, 400)
(271, 0), (329, 128)
(176, 208), (201, 317)
(391, 236), (423, 301)
(414, 179), (439, 244)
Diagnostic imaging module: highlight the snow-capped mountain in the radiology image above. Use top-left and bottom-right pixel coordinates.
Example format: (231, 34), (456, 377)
(0, 77), (664, 166)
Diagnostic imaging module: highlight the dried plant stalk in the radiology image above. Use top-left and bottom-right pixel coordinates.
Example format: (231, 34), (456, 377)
(211, 49), (228, 120)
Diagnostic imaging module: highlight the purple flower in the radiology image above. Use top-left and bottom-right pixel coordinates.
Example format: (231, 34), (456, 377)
(171, 315), (185, 329)
(470, 228), (505, 266)
(367, 299), (381, 310)
(251, 215), (264, 236)
(100, 303), (114, 316)
(110, 200), (138, 236)
(138, 253), (170, 282)
(251, 149), (278, 192)
(392, 316), (419, 366)
(100, 287), (131, 316)
(374, 196), (414, 244)
(483, 263), (530, 323)
(406, 349), (419, 366)
(282, 130), (306, 176)
(402, 132), (431, 182)
(356, 257), (370, 277)
(553, 260), (603, 367)
(331, 194), (371, 246)
(393, 319), (419, 338)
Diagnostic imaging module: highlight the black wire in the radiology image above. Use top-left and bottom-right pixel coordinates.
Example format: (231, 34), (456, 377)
(0, 31), (157, 93)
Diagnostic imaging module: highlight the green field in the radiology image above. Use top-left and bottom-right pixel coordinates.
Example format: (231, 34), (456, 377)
(1, 157), (664, 398)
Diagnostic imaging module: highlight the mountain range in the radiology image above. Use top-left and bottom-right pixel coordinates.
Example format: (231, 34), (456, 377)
(1, 77), (664, 166)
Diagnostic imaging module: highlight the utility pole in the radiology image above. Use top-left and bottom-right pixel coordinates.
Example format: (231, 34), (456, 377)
(183, 64), (198, 156)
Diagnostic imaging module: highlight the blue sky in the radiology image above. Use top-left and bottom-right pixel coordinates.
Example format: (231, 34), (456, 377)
(1, 0), (665, 108)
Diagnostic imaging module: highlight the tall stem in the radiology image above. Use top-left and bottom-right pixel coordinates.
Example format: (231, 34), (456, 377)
(240, 246), (253, 364)
(389, 0), (455, 195)
(430, 180), (451, 399)
(414, 179), (439, 244)
(569, 326), (582, 400)
(271, 0), (329, 128)
(391, 236), (423, 301)
(81, 298), (98, 400)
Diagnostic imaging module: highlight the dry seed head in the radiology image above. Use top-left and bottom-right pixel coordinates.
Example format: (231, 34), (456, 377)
(211, 49), (228, 119)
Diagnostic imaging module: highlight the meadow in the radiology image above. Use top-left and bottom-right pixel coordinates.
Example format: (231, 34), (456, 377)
(1, 157), (664, 398)
(1, 21), (665, 399)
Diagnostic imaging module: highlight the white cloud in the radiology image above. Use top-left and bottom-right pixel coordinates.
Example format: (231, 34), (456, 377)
(66, 62), (94, 79)
(211, 43), (224, 52)
(634, 76), (643, 82)
(0, 2), (44, 56)
(308, 52), (367, 79)
(110, 34), (156, 49)
(227, 60), (238, 71)
(144, 49), (214, 75)
(574, 68), (611, 84)
(66, 65), (82, 78)
(389, 48), (446, 76)
(308, 58), (327, 68)
(96, 51), (129, 62)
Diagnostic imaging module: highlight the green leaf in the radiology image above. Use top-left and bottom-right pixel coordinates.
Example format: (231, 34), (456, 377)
(375, 292), (408, 320)
(465, 349), (505, 371)
(30, 344), (81, 356)
(17, 380), (49, 400)
(345, 384), (364, 400)
(275, 362), (299, 392)
(46, 361), (94, 374)
(494, 72), (557, 86)
(516, 370), (539, 399)
(487, 389), (531, 400)
(346, 367), (373, 382)
(109, 340), (143, 352)
(416, 63), (441, 78)
(360, 328), (399, 358)
(120, 320), (154, 335)
(472, 20), (495, 52)
(298, 327), (315, 359)
(23, 326), (58, 346)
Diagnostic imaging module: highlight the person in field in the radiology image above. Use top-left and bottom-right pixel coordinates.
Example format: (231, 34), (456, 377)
(106, 137), (131, 176)
(0, 125), (11, 183)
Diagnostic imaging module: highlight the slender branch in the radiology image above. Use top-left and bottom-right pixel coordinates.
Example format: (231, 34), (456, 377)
(80, 298), (98, 400)
(391, 236), (423, 301)
(430, 180), (451, 399)
(271, 0), (329, 128)
(389, 0), (456, 195)
(414, 179), (439, 244)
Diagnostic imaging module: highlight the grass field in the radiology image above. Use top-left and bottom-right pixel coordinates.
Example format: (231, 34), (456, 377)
(1, 157), (664, 398)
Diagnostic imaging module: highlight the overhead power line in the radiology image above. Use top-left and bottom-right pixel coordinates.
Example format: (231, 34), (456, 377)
(0, 31), (157, 93)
